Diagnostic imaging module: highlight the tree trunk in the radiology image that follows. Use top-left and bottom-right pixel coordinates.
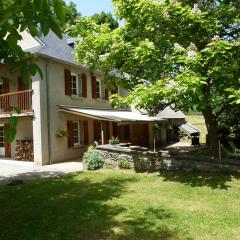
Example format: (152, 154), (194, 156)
(202, 107), (219, 159)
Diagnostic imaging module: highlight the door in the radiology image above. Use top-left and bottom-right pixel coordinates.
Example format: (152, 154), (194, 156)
(0, 125), (5, 156)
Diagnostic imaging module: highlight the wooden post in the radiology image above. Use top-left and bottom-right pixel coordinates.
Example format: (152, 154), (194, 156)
(154, 134), (156, 153)
(101, 121), (104, 145)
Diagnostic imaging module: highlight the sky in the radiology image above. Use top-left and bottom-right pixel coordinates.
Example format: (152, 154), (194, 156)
(65, 0), (113, 16)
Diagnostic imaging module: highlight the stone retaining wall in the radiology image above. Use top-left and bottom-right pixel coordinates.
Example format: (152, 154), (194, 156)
(96, 145), (240, 173)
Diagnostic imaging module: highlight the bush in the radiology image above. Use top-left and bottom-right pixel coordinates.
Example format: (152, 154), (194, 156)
(83, 146), (104, 170)
(118, 159), (131, 169)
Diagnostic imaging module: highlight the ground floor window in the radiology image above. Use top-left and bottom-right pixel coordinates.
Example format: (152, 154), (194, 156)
(73, 121), (84, 146)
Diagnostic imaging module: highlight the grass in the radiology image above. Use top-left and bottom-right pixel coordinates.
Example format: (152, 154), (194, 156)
(186, 114), (207, 144)
(1, 170), (240, 240)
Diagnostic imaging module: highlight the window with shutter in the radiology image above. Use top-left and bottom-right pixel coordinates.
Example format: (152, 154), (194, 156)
(67, 120), (74, 147)
(92, 76), (97, 99)
(83, 121), (89, 145)
(3, 81), (9, 111)
(65, 69), (72, 96)
(71, 74), (78, 96)
(73, 121), (79, 145)
(18, 77), (30, 91)
(96, 80), (101, 98)
(81, 74), (87, 98)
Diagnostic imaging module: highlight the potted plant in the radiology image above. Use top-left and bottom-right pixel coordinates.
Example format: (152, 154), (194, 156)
(109, 137), (120, 145)
(56, 130), (68, 138)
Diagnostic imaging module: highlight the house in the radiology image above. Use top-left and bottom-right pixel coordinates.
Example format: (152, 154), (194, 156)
(0, 31), (191, 166)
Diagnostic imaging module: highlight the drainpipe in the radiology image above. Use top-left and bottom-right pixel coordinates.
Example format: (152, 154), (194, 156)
(45, 61), (51, 164)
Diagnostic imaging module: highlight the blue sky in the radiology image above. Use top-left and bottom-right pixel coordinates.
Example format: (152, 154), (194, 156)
(65, 0), (113, 16)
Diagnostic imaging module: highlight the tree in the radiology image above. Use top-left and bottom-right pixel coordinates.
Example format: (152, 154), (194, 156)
(71, 0), (240, 158)
(91, 12), (119, 30)
(63, 1), (81, 30)
(0, 0), (65, 141)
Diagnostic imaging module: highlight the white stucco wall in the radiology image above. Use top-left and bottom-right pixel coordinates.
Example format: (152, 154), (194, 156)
(43, 61), (116, 163)
(32, 60), (50, 165)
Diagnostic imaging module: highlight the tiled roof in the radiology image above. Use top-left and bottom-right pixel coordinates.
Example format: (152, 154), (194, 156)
(156, 106), (186, 119)
(28, 31), (80, 66)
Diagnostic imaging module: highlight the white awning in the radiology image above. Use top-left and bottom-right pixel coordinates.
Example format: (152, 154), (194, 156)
(178, 123), (200, 137)
(58, 106), (165, 123)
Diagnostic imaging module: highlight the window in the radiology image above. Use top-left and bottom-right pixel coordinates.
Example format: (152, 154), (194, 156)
(73, 122), (79, 145)
(96, 80), (102, 99)
(73, 121), (85, 146)
(71, 74), (78, 96)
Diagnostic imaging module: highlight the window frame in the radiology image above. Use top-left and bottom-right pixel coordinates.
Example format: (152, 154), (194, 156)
(96, 79), (102, 99)
(71, 73), (79, 96)
(73, 121), (85, 147)
(73, 121), (80, 146)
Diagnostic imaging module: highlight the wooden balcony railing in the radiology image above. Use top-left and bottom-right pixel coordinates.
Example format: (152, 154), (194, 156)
(0, 90), (33, 114)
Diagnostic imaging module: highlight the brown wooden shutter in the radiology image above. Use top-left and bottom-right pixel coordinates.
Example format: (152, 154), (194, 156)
(3, 81), (9, 111)
(4, 124), (11, 158)
(82, 74), (87, 98)
(65, 69), (72, 96)
(67, 120), (74, 147)
(91, 76), (97, 99)
(3, 81), (9, 94)
(83, 120), (89, 145)
(18, 77), (25, 110)
(105, 89), (109, 100)
(18, 77), (25, 91)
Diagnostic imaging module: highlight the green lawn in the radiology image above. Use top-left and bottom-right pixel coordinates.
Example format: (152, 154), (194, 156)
(186, 114), (208, 144)
(1, 170), (240, 240)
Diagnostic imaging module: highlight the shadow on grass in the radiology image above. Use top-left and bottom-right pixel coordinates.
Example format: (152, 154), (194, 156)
(160, 171), (240, 189)
(0, 173), (186, 240)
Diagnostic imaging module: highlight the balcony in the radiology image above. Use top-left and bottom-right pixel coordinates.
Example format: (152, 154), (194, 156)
(0, 90), (33, 114)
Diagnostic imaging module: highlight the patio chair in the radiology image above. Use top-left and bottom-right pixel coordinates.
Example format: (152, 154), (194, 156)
(221, 144), (240, 158)
(228, 141), (240, 153)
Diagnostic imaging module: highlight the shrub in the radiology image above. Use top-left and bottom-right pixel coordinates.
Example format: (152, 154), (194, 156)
(118, 159), (131, 169)
(83, 146), (104, 170)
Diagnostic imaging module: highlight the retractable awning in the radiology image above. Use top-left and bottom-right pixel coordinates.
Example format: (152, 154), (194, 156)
(58, 105), (165, 123)
(178, 123), (200, 137)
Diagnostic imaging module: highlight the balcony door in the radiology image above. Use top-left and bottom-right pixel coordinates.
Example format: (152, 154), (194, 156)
(0, 125), (5, 156)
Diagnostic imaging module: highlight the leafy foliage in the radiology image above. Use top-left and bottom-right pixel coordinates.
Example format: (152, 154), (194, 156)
(63, 1), (81, 31)
(0, 0), (65, 83)
(118, 159), (131, 169)
(91, 12), (119, 30)
(83, 146), (104, 170)
(71, 0), (240, 157)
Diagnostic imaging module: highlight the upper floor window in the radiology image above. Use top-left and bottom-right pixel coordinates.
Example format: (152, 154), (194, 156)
(96, 80), (102, 99)
(71, 74), (78, 96)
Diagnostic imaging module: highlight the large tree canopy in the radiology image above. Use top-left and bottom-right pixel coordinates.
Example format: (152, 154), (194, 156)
(71, 0), (240, 158)
(91, 11), (119, 30)
(63, 1), (81, 31)
(0, 0), (65, 82)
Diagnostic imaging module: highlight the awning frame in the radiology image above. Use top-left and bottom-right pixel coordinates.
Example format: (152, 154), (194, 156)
(58, 106), (166, 124)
